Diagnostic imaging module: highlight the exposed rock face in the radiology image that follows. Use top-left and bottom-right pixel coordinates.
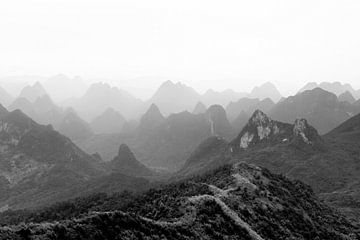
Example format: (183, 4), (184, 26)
(292, 118), (322, 145)
(231, 110), (321, 151)
(231, 110), (292, 151)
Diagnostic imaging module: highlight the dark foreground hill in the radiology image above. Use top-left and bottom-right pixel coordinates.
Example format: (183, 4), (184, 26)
(179, 110), (360, 219)
(0, 162), (358, 239)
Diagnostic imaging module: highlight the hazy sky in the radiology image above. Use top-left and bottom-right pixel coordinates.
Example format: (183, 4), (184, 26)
(1, 0), (360, 99)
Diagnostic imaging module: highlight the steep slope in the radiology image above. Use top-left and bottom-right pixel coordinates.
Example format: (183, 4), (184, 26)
(179, 136), (229, 176)
(339, 91), (356, 104)
(0, 86), (13, 107)
(0, 109), (104, 209)
(205, 105), (234, 138)
(90, 108), (126, 134)
(325, 112), (360, 141)
(8, 97), (38, 120)
(0, 163), (358, 239)
(148, 80), (201, 116)
(18, 82), (47, 102)
(137, 103), (165, 135)
(108, 144), (152, 177)
(231, 110), (249, 131)
(192, 101), (207, 114)
(248, 82), (282, 102)
(58, 111), (93, 141)
(270, 88), (353, 134)
(226, 98), (260, 121)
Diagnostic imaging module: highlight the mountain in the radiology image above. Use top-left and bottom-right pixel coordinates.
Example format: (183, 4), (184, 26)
(77, 107), (233, 171)
(298, 81), (359, 98)
(201, 89), (247, 107)
(8, 97), (38, 120)
(231, 110), (249, 131)
(248, 82), (282, 102)
(18, 82), (47, 102)
(108, 144), (152, 177)
(0, 107), (105, 209)
(43, 74), (87, 102)
(58, 111), (93, 141)
(338, 91), (356, 104)
(68, 82), (143, 121)
(226, 98), (260, 121)
(90, 108), (126, 134)
(192, 101), (207, 114)
(137, 104), (165, 134)
(179, 136), (229, 176)
(0, 86), (13, 107)
(270, 88), (353, 134)
(230, 110), (323, 152)
(0, 162), (358, 239)
(326, 112), (360, 142)
(148, 80), (201, 116)
(205, 105), (234, 138)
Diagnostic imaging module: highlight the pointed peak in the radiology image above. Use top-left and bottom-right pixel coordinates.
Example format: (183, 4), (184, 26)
(249, 109), (271, 125)
(192, 101), (207, 114)
(293, 119), (321, 145)
(145, 103), (163, 118)
(161, 80), (175, 87)
(118, 143), (132, 156)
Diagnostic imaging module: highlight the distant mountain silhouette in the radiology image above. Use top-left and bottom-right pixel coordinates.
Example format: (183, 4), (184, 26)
(0, 86), (13, 107)
(91, 108), (126, 134)
(226, 98), (260, 121)
(270, 88), (354, 134)
(201, 89), (247, 107)
(192, 101), (207, 114)
(78, 106), (234, 171)
(10, 95), (63, 127)
(148, 80), (201, 116)
(108, 144), (152, 177)
(58, 111), (93, 141)
(43, 74), (87, 102)
(248, 82), (282, 102)
(18, 82), (47, 102)
(298, 81), (359, 99)
(230, 110), (249, 131)
(338, 91), (356, 104)
(138, 104), (165, 134)
(8, 97), (38, 120)
(68, 82), (143, 121)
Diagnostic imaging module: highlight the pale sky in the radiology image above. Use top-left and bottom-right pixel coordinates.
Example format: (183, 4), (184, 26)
(1, 0), (360, 99)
